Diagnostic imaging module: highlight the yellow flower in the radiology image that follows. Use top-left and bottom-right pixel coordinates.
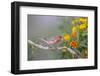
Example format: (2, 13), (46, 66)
(79, 18), (87, 24)
(79, 24), (87, 30)
(70, 41), (77, 48)
(72, 19), (78, 25)
(63, 34), (70, 41)
(72, 26), (77, 32)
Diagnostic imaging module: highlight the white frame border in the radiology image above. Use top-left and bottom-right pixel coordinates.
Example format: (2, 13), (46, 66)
(20, 6), (95, 70)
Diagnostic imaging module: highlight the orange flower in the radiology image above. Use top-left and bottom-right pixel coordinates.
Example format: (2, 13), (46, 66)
(70, 41), (77, 48)
(71, 32), (77, 38)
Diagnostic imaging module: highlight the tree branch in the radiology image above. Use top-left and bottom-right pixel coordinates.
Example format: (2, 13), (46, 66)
(28, 40), (78, 55)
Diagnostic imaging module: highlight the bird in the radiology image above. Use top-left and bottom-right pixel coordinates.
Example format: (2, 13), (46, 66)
(40, 36), (62, 45)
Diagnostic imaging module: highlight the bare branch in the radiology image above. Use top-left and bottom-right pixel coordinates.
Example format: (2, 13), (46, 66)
(28, 40), (49, 50)
(28, 40), (78, 55)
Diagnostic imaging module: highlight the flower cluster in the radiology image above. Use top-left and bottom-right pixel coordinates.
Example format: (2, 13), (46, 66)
(57, 17), (88, 59)
(62, 17), (88, 53)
